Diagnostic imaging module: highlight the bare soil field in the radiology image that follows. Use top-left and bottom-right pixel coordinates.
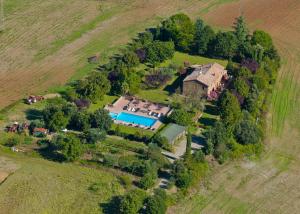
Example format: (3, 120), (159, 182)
(0, 0), (222, 109)
(169, 0), (300, 213)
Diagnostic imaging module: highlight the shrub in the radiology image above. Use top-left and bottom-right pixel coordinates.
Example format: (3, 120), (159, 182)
(4, 136), (19, 147)
(74, 99), (90, 109)
(51, 134), (83, 162)
(144, 70), (172, 89)
(145, 189), (168, 214)
(168, 109), (192, 126)
(103, 154), (118, 167)
(241, 58), (259, 73)
(118, 189), (147, 214)
(151, 134), (172, 151)
(83, 128), (106, 144)
(234, 119), (262, 145)
(118, 175), (132, 189)
(139, 173), (156, 190)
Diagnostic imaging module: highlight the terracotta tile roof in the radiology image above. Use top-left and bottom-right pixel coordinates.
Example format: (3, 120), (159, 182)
(183, 63), (227, 87)
(33, 127), (48, 133)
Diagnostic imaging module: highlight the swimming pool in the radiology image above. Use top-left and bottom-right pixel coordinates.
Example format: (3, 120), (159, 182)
(109, 112), (157, 127)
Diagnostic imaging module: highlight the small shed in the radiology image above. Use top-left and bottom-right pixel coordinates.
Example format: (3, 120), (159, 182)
(160, 123), (187, 145)
(33, 128), (48, 137)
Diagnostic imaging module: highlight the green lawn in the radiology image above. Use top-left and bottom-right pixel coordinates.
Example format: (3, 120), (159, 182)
(110, 123), (154, 137)
(0, 147), (124, 214)
(199, 103), (220, 128)
(103, 136), (148, 153)
(160, 52), (228, 67)
(88, 95), (118, 112)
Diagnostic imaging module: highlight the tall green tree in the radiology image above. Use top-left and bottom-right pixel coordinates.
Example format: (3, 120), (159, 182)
(76, 72), (111, 102)
(233, 16), (249, 45)
(68, 111), (91, 131)
(145, 41), (175, 66)
(209, 31), (238, 59)
(184, 131), (192, 160)
(90, 109), (113, 131)
(159, 13), (194, 52)
(43, 104), (71, 132)
(191, 19), (215, 55)
(218, 90), (241, 127)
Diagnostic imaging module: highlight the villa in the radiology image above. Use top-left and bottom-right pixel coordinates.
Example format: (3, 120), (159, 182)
(183, 63), (228, 99)
(105, 96), (172, 130)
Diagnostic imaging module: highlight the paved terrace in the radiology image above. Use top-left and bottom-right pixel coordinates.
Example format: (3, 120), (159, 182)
(105, 96), (172, 130)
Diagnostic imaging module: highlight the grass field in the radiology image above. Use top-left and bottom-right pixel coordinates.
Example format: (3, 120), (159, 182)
(168, 0), (300, 213)
(160, 52), (228, 67)
(0, 148), (124, 214)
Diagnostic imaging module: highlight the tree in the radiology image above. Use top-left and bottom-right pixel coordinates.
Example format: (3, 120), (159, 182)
(232, 77), (250, 98)
(204, 121), (231, 162)
(83, 128), (106, 144)
(145, 189), (167, 214)
(125, 71), (141, 94)
(172, 160), (192, 189)
(90, 109), (113, 131)
(119, 189), (147, 214)
(233, 16), (249, 45)
(159, 13), (194, 52)
(244, 84), (263, 117)
(191, 19), (215, 55)
(68, 111), (90, 131)
(121, 50), (140, 68)
(76, 72), (111, 102)
(43, 105), (70, 132)
(168, 109), (192, 126)
(209, 31), (238, 59)
(251, 30), (273, 51)
(234, 118), (262, 145)
(184, 131), (192, 160)
(52, 134), (83, 162)
(151, 134), (171, 151)
(218, 90), (241, 127)
(145, 41), (175, 66)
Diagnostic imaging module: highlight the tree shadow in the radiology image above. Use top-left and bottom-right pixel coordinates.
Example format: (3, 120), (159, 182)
(35, 146), (64, 162)
(204, 104), (219, 116)
(25, 109), (43, 120)
(163, 75), (185, 95)
(192, 135), (206, 146)
(199, 117), (217, 127)
(100, 196), (121, 214)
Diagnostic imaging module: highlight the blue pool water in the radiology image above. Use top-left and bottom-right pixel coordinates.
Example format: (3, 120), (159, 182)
(109, 112), (157, 127)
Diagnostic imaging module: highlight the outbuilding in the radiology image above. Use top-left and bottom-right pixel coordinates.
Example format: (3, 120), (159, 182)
(160, 123), (187, 145)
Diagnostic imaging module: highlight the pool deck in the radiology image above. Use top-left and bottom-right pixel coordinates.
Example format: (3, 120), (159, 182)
(105, 96), (172, 130)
